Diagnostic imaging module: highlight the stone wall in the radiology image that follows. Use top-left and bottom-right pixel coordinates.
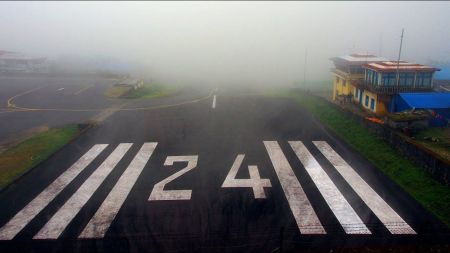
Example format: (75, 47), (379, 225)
(323, 97), (450, 186)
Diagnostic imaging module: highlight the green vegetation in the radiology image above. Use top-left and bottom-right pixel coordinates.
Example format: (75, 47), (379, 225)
(104, 83), (178, 99)
(104, 86), (132, 98)
(0, 125), (81, 189)
(123, 83), (178, 99)
(387, 111), (429, 122)
(267, 89), (450, 227)
(414, 128), (450, 161)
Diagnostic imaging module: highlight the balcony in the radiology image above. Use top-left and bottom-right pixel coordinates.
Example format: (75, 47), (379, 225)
(354, 80), (432, 95)
(330, 68), (364, 79)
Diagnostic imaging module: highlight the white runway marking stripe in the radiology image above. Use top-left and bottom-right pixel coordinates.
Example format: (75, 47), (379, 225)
(0, 144), (108, 240)
(289, 141), (371, 234)
(264, 141), (326, 234)
(212, 95), (216, 109)
(79, 143), (157, 238)
(33, 143), (133, 239)
(313, 141), (416, 234)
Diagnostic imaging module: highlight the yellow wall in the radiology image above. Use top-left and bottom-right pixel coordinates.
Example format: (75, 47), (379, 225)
(376, 100), (387, 115)
(331, 70), (389, 115)
(355, 89), (388, 115)
(331, 72), (363, 100)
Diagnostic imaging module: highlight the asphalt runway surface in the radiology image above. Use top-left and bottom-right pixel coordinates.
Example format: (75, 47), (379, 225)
(0, 83), (448, 252)
(0, 76), (206, 142)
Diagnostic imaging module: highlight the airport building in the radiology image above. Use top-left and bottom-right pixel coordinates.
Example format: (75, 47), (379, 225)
(330, 54), (387, 102)
(353, 61), (440, 115)
(331, 54), (442, 116)
(0, 50), (48, 73)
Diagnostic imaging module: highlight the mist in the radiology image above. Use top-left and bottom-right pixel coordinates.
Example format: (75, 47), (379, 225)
(1, 1), (449, 86)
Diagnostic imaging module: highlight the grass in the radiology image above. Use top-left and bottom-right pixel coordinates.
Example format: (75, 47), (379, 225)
(266, 89), (450, 227)
(0, 125), (81, 189)
(123, 83), (178, 99)
(414, 128), (450, 161)
(104, 86), (132, 98)
(104, 82), (178, 99)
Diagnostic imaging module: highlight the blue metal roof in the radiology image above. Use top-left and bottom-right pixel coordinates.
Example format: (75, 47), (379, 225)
(399, 92), (450, 109)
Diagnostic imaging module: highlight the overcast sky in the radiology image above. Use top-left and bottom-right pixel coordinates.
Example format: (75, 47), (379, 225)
(1, 1), (449, 85)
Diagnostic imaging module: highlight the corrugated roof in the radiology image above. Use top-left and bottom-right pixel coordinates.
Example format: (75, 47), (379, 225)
(399, 92), (450, 109)
(364, 61), (439, 72)
(330, 54), (388, 65)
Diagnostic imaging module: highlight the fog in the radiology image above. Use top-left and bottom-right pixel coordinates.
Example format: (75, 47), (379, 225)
(1, 1), (449, 86)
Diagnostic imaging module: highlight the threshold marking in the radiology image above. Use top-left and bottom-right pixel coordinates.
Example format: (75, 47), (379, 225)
(313, 141), (416, 234)
(289, 141), (371, 234)
(0, 144), (108, 240)
(80, 143), (157, 238)
(264, 141), (326, 234)
(74, 85), (93, 95)
(34, 143), (132, 239)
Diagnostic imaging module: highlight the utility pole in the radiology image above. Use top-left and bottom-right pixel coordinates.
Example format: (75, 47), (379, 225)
(396, 28), (404, 87)
(379, 34), (383, 56)
(303, 48), (307, 88)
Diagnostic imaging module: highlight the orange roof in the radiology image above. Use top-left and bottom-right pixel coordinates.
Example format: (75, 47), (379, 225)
(363, 61), (439, 72)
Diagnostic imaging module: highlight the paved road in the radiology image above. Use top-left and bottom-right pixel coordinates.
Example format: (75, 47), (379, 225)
(0, 76), (208, 143)
(0, 87), (448, 252)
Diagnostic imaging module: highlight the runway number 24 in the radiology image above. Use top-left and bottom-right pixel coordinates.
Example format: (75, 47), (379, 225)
(148, 154), (272, 201)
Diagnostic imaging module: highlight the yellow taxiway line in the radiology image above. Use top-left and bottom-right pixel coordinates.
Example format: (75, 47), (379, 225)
(6, 87), (213, 113)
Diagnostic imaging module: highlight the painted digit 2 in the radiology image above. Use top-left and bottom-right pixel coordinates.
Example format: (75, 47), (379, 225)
(148, 156), (198, 201)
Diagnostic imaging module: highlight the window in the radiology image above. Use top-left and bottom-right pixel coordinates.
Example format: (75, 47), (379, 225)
(406, 72), (414, 86)
(423, 72), (432, 87)
(343, 80), (346, 86)
(336, 77), (340, 83)
(365, 95), (369, 107)
(382, 73), (396, 86)
(398, 73), (407, 86)
(370, 98), (375, 110)
(416, 72), (424, 87)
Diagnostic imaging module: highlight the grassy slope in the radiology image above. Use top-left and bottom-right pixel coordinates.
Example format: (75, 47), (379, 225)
(268, 90), (450, 227)
(414, 128), (450, 161)
(104, 86), (132, 98)
(0, 126), (80, 189)
(123, 83), (178, 99)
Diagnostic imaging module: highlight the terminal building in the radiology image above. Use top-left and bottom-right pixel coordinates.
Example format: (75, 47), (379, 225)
(331, 54), (441, 116)
(354, 61), (440, 115)
(330, 54), (387, 102)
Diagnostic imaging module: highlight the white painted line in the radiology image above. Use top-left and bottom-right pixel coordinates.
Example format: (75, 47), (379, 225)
(57, 88), (64, 91)
(148, 156), (198, 201)
(221, 154), (271, 199)
(74, 85), (93, 95)
(79, 143), (157, 238)
(263, 141), (326, 234)
(212, 95), (216, 109)
(33, 143), (132, 239)
(313, 141), (416, 234)
(289, 141), (371, 234)
(0, 144), (108, 240)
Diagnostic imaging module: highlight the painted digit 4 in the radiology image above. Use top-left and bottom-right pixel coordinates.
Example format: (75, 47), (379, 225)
(221, 154), (272, 199)
(149, 156), (198, 201)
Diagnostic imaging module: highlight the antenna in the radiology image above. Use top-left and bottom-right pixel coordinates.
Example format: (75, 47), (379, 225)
(379, 34), (383, 56)
(396, 28), (404, 87)
(303, 48), (307, 87)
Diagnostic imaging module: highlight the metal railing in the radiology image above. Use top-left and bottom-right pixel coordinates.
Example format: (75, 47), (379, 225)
(354, 81), (432, 95)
